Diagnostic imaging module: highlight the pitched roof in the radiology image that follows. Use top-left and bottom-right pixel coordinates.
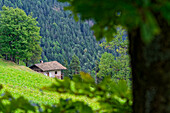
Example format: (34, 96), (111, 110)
(32, 61), (67, 71)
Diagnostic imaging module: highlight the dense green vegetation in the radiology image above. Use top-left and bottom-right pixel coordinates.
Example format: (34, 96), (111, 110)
(0, 0), (107, 72)
(0, 59), (131, 112)
(0, 6), (42, 65)
(58, 0), (170, 112)
(98, 28), (131, 84)
(0, 59), (99, 112)
(45, 72), (132, 112)
(0, 1), (132, 112)
(1, 0), (168, 112)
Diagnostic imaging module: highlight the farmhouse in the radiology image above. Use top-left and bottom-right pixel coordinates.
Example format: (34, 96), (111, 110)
(30, 61), (67, 79)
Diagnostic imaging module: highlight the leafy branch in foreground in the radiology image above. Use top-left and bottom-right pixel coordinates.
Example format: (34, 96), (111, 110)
(0, 84), (92, 113)
(0, 71), (132, 112)
(44, 72), (132, 113)
(0, 85), (35, 112)
(57, 0), (170, 112)
(43, 98), (93, 113)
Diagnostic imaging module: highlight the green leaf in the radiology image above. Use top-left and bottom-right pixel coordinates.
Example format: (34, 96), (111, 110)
(141, 11), (160, 44)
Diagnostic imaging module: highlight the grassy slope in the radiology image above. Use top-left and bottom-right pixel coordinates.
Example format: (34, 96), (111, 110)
(0, 59), (98, 109)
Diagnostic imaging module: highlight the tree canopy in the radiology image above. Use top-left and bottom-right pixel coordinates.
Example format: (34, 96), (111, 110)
(0, 6), (42, 64)
(98, 28), (131, 82)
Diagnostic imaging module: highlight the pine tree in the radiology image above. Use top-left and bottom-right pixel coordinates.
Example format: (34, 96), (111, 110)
(63, 59), (70, 77)
(70, 54), (81, 75)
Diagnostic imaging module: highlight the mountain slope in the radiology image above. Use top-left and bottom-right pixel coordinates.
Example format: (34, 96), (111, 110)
(0, 59), (99, 108)
(0, 0), (105, 72)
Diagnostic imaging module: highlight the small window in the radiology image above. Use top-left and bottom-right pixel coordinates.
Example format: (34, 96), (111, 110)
(61, 75), (63, 80)
(55, 71), (57, 74)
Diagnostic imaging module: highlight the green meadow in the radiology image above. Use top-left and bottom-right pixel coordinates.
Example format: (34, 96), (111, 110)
(0, 59), (99, 110)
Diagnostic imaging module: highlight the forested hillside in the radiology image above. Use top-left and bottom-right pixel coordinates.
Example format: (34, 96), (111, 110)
(0, 0), (106, 72)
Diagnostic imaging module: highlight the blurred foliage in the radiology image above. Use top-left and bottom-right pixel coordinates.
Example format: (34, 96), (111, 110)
(0, 85), (35, 112)
(58, 0), (170, 43)
(43, 98), (93, 113)
(44, 72), (132, 113)
(0, 72), (132, 113)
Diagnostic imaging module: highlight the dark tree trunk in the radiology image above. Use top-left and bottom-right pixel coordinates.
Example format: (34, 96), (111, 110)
(10, 55), (13, 61)
(129, 13), (170, 113)
(26, 62), (28, 67)
(5, 54), (7, 60)
(13, 56), (15, 63)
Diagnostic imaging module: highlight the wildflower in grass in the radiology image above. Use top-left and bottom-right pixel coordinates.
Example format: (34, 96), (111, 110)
(65, 98), (71, 102)
(1, 93), (5, 96)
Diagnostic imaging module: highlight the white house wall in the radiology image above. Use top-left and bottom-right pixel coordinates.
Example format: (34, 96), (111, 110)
(44, 72), (47, 76)
(43, 70), (62, 78)
(56, 70), (61, 76)
(50, 71), (55, 78)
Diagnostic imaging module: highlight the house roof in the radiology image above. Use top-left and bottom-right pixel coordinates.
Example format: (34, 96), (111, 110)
(31, 61), (67, 71)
